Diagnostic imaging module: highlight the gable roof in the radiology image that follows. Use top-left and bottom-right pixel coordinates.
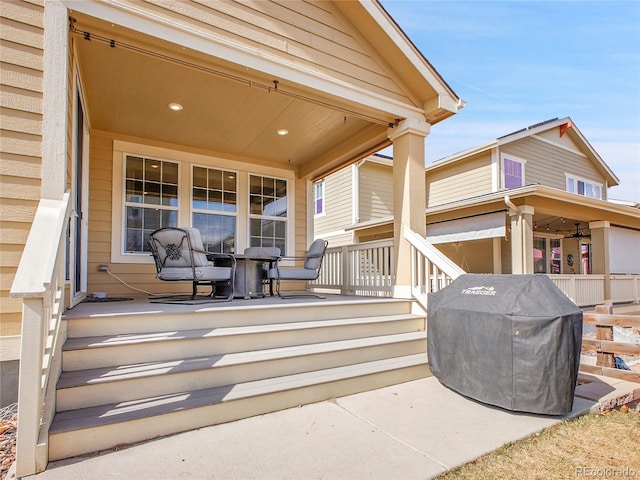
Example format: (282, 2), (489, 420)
(426, 117), (619, 186)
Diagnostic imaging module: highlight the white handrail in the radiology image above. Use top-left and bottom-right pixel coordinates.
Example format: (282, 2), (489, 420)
(403, 226), (465, 310)
(10, 192), (71, 476)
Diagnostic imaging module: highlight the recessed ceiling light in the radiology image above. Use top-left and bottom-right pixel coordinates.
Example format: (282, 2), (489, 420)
(277, 129), (289, 136)
(168, 103), (183, 111)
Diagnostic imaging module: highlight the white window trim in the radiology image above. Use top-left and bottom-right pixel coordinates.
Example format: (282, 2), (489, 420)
(191, 164), (239, 253)
(248, 173), (291, 254)
(313, 180), (326, 217)
(111, 140), (295, 264)
(500, 153), (527, 189)
(565, 173), (603, 200)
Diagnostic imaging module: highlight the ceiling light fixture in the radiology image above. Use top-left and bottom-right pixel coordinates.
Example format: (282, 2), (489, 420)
(168, 103), (183, 111)
(277, 129), (289, 136)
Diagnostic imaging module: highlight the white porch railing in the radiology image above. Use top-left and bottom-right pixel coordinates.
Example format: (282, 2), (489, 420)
(547, 274), (640, 307)
(10, 192), (71, 477)
(312, 228), (465, 311)
(312, 239), (395, 296)
(403, 226), (465, 309)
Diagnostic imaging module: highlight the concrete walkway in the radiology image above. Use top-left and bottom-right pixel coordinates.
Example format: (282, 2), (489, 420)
(27, 377), (596, 480)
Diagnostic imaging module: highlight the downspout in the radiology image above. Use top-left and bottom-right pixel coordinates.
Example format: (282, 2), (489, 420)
(504, 195), (522, 274)
(504, 194), (519, 214)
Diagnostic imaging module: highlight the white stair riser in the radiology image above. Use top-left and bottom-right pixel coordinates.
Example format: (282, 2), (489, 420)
(65, 301), (413, 338)
(50, 364), (428, 461)
(57, 339), (427, 411)
(62, 318), (424, 371)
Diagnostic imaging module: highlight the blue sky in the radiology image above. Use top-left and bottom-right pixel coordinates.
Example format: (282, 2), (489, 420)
(379, 0), (640, 202)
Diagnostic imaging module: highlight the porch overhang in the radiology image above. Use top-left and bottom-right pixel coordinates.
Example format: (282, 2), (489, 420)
(64, 0), (462, 182)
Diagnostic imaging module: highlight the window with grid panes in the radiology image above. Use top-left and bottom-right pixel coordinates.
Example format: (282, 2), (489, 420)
(192, 166), (237, 253)
(249, 174), (287, 254)
(124, 155), (178, 253)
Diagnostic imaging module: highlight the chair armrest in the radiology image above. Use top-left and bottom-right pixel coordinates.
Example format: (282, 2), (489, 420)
(205, 252), (237, 268)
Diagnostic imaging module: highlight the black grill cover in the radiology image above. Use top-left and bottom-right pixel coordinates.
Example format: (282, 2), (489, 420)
(427, 274), (582, 415)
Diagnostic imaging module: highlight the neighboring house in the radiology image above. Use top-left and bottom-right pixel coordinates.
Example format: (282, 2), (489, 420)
(341, 117), (640, 299)
(1, 0), (462, 423)
(314, 153), (393, 246)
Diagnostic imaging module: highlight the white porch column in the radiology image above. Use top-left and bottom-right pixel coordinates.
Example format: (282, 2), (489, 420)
(590, 220), (611, 300)
(509, 205), (535, 274)
(389, 118), (430, 297)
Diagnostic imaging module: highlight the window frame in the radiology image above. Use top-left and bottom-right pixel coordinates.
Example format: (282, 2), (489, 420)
(191, 165), (239, 254)
(248, 173), (289, 255)
(500, 154), (526, 190)
(565, 174), (603, 200)
(111, 140), (295, 264)
(533, 234), (563, 274)
(122, 154), (181, 256)
(313, 180), (325, 217)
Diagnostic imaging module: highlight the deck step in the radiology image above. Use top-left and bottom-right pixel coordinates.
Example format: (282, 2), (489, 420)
(51, 298), (429, 462)
(49, 354), (430, 461)
(64, 298), (414, 338)
(62, 314), (425, 370)
(57, 331), (427, 411)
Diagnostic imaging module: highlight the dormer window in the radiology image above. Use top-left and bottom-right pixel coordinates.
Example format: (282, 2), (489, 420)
(566, 175), (602, 200)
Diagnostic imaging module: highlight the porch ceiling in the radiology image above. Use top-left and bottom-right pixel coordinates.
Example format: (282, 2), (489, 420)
(71, 13), (392, 179)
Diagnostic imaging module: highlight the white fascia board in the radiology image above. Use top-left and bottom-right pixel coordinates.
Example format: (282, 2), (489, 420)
(359, 1), (459, 103)
(64, 0), (425, 121)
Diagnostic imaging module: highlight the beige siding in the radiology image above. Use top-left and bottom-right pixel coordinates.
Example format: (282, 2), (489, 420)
(358, 161), (393, 222)
(314, 166), (353, 237)
(501, 137), (606, 193)
(0, 0), (44, 335)
(426, 153), (493, 207)
(115, 0), (409, 103)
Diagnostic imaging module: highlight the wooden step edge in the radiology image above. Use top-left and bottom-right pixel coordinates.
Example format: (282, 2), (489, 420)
(57, 331), (428, 390)
(62, 313), (426, 351)
(63, 297), (416, 323)
(50, 353), (428, 434)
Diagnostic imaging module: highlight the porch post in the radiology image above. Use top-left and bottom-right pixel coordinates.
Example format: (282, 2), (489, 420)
(589, 221), (611, 301)
(493, 237), (502, 274)
(389, 118), (430, 298)
(509, 205), (534, 274)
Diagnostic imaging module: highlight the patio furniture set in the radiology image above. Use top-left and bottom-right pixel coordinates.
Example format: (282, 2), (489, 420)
(148, 227), (328, 303)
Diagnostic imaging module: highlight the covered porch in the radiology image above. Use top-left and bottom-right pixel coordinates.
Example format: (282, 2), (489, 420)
(10, 1), (464, 475)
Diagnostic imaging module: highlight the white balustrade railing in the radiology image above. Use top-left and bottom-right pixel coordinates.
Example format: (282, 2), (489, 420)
(312, 239), (395, 296)
(611, 275), (640, 304)
(10, 192), (71, 476)
(313, 229), (466, 310)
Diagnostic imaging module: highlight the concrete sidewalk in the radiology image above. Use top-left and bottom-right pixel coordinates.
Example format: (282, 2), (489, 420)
(26, 377), (596, 480)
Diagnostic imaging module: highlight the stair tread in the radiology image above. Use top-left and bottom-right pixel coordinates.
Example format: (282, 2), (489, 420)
(57, 331), (427, 389)
(63, 314), (425, 351)
(51, 354), (426, 434)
